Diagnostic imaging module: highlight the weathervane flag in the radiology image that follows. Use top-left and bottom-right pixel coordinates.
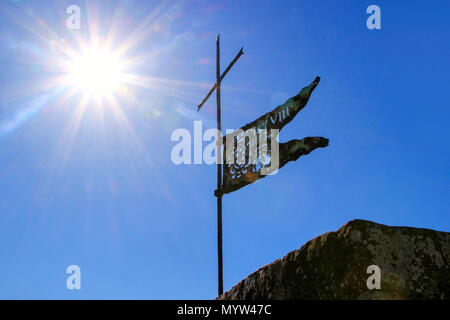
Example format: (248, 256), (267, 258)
(221, 76), (328, 194)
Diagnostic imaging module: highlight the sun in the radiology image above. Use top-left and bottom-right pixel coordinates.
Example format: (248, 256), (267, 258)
(64, 48), (126, 98)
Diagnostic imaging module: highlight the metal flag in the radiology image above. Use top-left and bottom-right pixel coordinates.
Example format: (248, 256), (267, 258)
(220, 76), (329, 195)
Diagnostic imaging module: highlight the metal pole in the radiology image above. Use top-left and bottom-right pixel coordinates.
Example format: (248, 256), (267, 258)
(197, 48), (244, 112)
(216, 34), (224, 297)
(196, 35), (243, 296)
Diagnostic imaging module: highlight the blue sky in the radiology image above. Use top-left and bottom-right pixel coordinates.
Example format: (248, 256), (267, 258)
(0, 0), (449, 299)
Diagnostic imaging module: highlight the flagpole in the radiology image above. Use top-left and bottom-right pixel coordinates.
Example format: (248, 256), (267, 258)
(196, 35), (243, 297)
(216, 34), (224, 297)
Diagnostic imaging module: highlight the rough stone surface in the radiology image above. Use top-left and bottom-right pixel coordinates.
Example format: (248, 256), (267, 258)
(218, 220), (450, 300)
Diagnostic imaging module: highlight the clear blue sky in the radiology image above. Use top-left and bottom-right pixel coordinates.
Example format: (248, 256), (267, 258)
(0, 0), (449, 299)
